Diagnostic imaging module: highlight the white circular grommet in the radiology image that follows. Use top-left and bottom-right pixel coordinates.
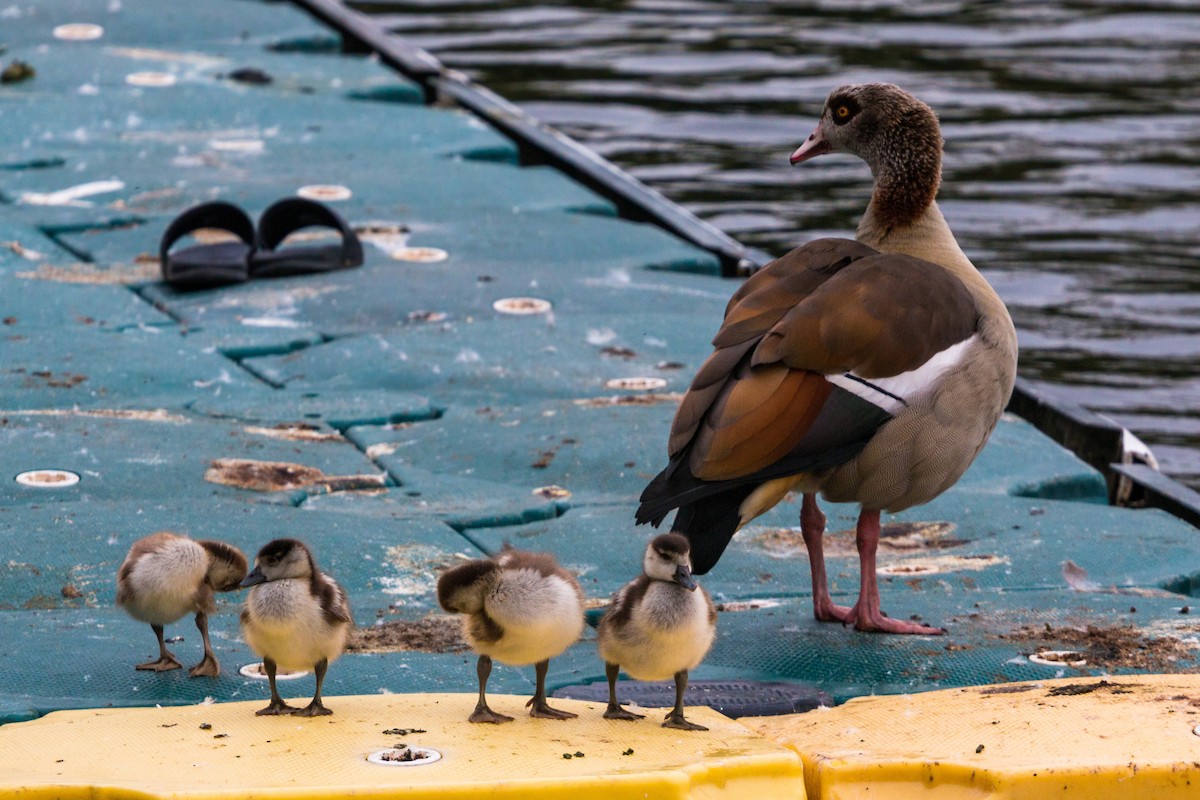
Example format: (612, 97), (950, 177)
(15, 469), (80, 488)
(54, 23), (104, 40)
(239, 662), (309, 681)
(1028, 651), (1087, 668)
(605, 377), (667, 391)
(533, 485), (571, 500)
(209, 139), (265, 153)
(493, 297), (552, 315)
(368, 747), (442, 766)
(391, 247), (448, 263)
(297, 184), (352, 202)
(125, 72), (176, 87)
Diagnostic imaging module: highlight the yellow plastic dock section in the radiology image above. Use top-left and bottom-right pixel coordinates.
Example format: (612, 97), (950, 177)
(745, 674), (1200, 799)
(0, 693), (805, 800)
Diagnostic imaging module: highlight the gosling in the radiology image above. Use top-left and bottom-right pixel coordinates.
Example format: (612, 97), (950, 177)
(597, 533), (716, 731)
(437, 547), (585, 724)
(240, 538), (351, 717)
(116, 531), (247, 677)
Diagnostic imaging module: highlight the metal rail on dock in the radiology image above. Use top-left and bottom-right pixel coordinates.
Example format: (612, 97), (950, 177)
(288, 0), (1200, 528)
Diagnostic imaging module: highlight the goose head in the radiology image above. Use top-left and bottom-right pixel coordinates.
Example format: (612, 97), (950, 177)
(643, 533), (698, 591)
(240, 538), (314, 587)
(791, 83), (943, 228)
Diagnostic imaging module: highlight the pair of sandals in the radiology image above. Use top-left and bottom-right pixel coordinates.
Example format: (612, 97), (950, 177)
(160, 198), (364, 291)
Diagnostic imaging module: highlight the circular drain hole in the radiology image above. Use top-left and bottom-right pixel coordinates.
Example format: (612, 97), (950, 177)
(297, 184), (352, 202)
(368, 746), (441, 766)
(15, 469), (80, 488)
(54, 23), (104, 40)
(493, 297), (551, 315)
(391, 247), (448, 263)
(239, 662), (309, 681)
(533, 485), (571, 500)
(125, 71), (177, 88)
(605, 377), (667, 391)
(1028, 650), (1087, 668)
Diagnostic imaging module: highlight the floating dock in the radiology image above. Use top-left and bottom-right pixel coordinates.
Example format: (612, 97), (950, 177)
(3, 0), (1200, 797)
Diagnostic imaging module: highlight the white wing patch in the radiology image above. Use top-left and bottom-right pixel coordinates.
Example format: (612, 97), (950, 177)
(826, 335), (977, 414)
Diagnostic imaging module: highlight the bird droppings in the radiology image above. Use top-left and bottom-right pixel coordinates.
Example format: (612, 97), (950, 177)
(381, 728), (427, 736)
(380, 543), (457, 597)
(243, 424), (345, 443)
(745, 520), (963, 559)
(15, 260), (161, 284)
(125, 71), (176, 87)
(203, 458), (385, 493)
(204, 458), (325, 491)
(198, 723), (212, 730)
(533, 485), (571, 500)
(877, 554), (1007, 576)
(604, 377), (667, 391)
(600, 346), (637, 359)
(346, 617), (467, 654)
(1002, 624), (1196, 672)
(392, 247), (449, 263)
(573, 392), (684, 408)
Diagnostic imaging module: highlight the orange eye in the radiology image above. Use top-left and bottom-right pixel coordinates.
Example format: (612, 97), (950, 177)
(835, 105), (850, 118)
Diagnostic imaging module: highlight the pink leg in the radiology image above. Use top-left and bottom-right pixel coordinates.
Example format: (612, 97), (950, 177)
(800, 494), (853, 623)
(849, 510), (945, 635)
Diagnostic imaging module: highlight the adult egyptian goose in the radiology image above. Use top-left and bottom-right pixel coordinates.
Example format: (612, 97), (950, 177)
(116, 532), (247, 677)
(437, 547), (584, 724)
(637, 83), (1018, 635)
(597, 533), (716, 731)
(239, 538), (352, 716)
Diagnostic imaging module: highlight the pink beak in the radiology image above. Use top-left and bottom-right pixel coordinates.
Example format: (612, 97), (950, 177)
(790, 124), (831, 164)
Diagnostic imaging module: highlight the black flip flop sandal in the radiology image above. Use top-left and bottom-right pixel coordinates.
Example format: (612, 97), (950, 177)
(250, 197), (364, 279)
(159, 201), (255, 290)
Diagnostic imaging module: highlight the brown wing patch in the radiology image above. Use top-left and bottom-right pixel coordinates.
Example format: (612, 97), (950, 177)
(752, 253), (978, 378)
(690, 367), (832, 481)
(715, 239), (878, 348)
(314, 574), (352, 625)
(601, 574), (652, 632)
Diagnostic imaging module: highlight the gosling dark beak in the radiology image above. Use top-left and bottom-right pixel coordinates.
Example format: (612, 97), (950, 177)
(674, 563), (698, 592)
(239, 565), (267, 588)
(790, 124), (831, 164)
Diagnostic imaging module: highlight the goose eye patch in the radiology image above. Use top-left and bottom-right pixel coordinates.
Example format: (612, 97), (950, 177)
(830, 99), (858, 125)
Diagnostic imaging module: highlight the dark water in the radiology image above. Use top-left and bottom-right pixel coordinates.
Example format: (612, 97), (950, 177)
(360, 0), (1200, 491)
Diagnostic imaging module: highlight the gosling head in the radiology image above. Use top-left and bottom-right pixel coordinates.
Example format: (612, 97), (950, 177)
(643, 533), (698, 591)
(240, 538), (314, 588)
(437, 558), (499, 615)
